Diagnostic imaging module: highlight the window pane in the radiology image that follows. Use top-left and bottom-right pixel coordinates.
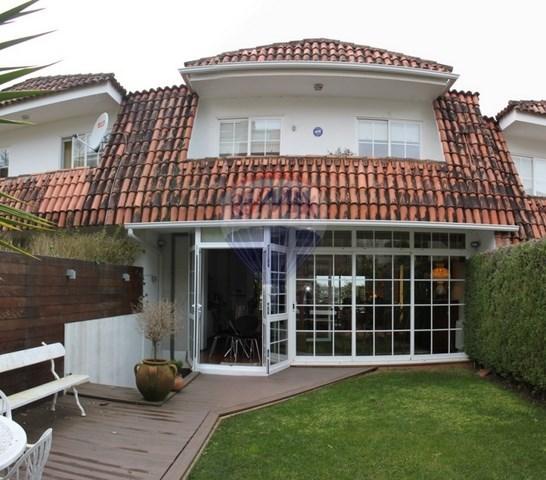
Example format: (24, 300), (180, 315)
(406, 123), (420, 143)
(394, 331), (410, 354)
(373, 121), (388, 141)
(356, 332), (373, 355)
(315, 332), (333, 356)
(535, 159), (546, 196)
(415, 232), (431, 249)
(359, 142), (373, 157)
(220, 119), (248, 157)
(392, 232), (410, 248)
(391, 122), (405, 142)
(406, 144), (420, 159)
(334, 231), (352, 247)
(513, 155), (533, 192)
(334, 332), (352, 356)
(375, 332), (392, 355)
(297, 332), (314, 355)
(358, 120), (373, 141)
(62, 139), (73, 169)
(374, 142), (388, 157)
(356, 231), (374, 248)
(356, 307), (373, 329)
(450, 233), (466, 249)
(391, 143), (405, 157)
(356, 255), (373, 278)
(374, 231), (392, 248)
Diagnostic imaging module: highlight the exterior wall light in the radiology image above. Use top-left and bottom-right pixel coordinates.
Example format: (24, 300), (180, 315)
(313, 83), (323, 91)
(65, 269), (77, 280)
(470, 240), (481, 249)
(122, 273), (131, 282)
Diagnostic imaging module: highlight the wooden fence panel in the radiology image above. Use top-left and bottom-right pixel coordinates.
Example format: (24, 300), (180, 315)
(0, 252), (143, 394)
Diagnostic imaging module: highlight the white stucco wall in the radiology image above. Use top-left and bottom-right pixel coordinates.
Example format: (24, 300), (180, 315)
(188, 96), (444, 161)
(64, 314), (152, 388)
(504, 133), (546, 160)
(0, 109), (118, 177)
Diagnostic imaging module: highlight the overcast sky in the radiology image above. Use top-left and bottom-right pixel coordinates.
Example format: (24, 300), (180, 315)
(2, 0), (544, 116)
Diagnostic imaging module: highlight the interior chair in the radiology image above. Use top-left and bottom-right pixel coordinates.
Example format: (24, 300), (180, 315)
(3, 428), (52, 480)
(225, 315), (261, 364)
(0, 389), (11, 420)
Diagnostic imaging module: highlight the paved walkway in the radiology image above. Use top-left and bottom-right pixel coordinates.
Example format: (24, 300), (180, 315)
(14, 367), (374, 480)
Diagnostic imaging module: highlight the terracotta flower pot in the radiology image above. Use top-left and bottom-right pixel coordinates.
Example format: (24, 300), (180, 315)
(172, 374), (185, 392)
(134, 359), (177, 401)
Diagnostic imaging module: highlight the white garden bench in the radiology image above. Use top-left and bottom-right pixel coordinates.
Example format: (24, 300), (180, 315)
(0, 342), (89, 417)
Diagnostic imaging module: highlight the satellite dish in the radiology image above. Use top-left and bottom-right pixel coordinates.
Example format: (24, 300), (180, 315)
(88, 112), (109, 152)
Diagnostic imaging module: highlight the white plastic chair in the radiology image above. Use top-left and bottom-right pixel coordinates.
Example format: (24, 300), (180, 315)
(3, 429), (52, 480)
(0, 390), (11, 420)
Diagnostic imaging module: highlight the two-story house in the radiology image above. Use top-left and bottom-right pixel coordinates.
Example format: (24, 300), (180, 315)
(0, 73), (124, 177)
(1, 39), (545, 381)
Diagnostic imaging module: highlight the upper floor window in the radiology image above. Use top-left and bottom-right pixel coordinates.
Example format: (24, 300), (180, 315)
(0, 149), (8, 178)
(62, 134), (99, 169)
(358, 119), (421, 159)
(513, 155), (546, 196)
(219, 117), (281, 157)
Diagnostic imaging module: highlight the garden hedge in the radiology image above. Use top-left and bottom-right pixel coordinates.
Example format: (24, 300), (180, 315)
(465, 238), (546, 391)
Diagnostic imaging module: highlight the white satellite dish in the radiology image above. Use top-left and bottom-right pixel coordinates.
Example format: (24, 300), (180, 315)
(88, 112), (109, 152)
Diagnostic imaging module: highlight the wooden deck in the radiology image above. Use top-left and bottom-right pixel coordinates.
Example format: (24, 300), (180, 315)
(13, 367), (374, 480)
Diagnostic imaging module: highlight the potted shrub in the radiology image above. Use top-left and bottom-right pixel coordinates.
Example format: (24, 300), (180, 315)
(134, 299), (177, 401)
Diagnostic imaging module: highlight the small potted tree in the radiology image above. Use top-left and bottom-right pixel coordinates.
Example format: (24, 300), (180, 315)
(134, 299), (177, 401)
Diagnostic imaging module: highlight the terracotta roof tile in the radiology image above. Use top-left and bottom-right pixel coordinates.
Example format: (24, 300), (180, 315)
(1, 73), (126, 107)
(1, 85), (545, 242)
(497, 100), (546, 120)
(185, 38), (453, 73)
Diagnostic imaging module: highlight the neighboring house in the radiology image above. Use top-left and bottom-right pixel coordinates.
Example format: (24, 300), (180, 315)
(0, 73), (124, 177)
(1, 39), (545, 382)
(497, 100), (546, 197)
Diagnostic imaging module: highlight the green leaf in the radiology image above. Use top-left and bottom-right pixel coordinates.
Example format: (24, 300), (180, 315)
(0, 237), (39, 259)
(0, 31), (54, 52)
(0, 89), (47, 102)
(0, 62), (57, 87)
(0, 1), (41, 26)
(0, 117), (33, 125)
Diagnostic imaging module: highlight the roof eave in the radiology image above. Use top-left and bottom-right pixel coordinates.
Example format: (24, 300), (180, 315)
(179, 61), (459, 89)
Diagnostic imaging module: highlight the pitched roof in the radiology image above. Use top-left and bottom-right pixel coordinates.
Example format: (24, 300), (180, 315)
(497, 100), (546, 120)
(0, 73), (126, 107)
(1, 87), (545, 242)
(184, 38), (453, 73)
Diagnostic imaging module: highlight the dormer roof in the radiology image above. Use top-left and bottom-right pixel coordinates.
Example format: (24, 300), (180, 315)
(184, 38), (453, 73)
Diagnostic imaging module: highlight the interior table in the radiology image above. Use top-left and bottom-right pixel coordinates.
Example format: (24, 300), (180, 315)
(0, 416), (27, 470)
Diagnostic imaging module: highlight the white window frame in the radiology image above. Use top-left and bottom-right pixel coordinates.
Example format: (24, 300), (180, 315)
(218, 116), (282, 157)
(61, 134), (102, 169)
(513, 153), (546, 196)
(356, 118), (422, 159)
(0, 148), (8, 177)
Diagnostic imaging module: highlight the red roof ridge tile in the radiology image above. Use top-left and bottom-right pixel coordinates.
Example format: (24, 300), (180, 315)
(184, 38), (453, 73)
(2, 73), (126, 107)
(497, 99), (546, 121)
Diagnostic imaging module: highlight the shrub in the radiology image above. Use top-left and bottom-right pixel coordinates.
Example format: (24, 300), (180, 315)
(465, 238), (546, 391)
(136, 299), (177, 360)
(22, 227), (142, 265)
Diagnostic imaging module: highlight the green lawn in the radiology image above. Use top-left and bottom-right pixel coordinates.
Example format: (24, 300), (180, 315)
(189, 368), (546, 480)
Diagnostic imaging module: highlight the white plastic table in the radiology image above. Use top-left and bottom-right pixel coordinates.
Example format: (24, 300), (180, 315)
(0, 416), (27, 470)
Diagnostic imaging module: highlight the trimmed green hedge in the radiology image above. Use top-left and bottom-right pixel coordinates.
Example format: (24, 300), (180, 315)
(465, 239), (546, 391)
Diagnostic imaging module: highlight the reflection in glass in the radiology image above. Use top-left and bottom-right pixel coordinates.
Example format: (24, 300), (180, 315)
(296, 331), (314, 356)
(394, 332), (411, 354)
(315, 332), (333, 355)
(334, 332), (352, 355)
(356, 332), (373, 355)
(375, 332), (392, 355)
(356, 307), (373, 330)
